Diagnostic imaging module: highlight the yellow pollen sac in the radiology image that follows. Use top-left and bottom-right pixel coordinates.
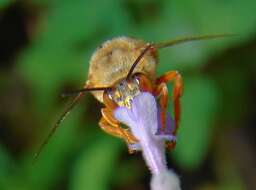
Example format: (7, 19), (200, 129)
(124, 96), (133, 109)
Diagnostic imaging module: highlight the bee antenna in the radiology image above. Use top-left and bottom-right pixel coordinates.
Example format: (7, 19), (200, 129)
(33, 86), (110, 162)
(61, 87), (112, 97)
(126, 44), (153, 80)
(33, 93), (84, 162)
(154, 33), (236, 49)
(126, 34), (236, 79)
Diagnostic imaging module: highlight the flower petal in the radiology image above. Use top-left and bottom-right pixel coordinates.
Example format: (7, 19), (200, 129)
(131, 92), (158, 135)
(128, 143), (142, 151)
(114, 92), (180, 185)
(155, 108), (176, 142)
(156, 107), (176, 135)
(114, 92), (168, 174)
(114, 106), (136, 128)
(150, 170), (181, 190)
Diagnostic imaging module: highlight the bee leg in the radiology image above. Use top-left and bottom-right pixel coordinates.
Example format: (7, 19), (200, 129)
(154, 83), (176, 150)
(99, 116), (124, 139)
(99, 108), (138, 153)
(154, 83), (168, 131)
(156, 71), (183, 135)
(102, 91), (138, 153)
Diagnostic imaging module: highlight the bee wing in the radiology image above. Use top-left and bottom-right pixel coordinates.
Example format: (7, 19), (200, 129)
(154, 34), (236, 49)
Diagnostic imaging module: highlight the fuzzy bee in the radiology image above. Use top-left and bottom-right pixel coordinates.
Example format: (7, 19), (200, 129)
(34, 34), (231, 159)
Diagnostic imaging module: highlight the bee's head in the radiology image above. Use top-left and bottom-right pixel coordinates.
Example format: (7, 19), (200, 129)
(102, 44), (154, 108)
(105, 74), (142, 108)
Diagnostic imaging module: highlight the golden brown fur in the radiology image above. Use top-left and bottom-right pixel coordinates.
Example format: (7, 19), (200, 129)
(86, 37), (157, 102)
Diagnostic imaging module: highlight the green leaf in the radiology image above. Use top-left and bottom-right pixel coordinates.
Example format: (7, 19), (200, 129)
(18, 0), (130, 114)
(140, 0), (256, 71)
(0, 0), (13, 9)
(23, 106), (84, 190)
(70, 135), (121, 190)
(172, 76), (220, 169)
(0, 145), (12, 178)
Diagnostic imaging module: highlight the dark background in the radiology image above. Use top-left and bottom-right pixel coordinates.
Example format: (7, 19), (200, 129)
(0, 0), (255, 189)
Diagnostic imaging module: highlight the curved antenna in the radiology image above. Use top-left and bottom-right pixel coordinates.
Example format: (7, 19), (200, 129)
(61, 87), (112, 97)
(126, 34), (235, 79)
(155, 34), (236, 49)
(33, 87), (110, 162)
(126, 44), (153, 80)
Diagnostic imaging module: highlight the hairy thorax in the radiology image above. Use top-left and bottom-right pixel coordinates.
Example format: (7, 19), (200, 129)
(86, 36), (157, 103)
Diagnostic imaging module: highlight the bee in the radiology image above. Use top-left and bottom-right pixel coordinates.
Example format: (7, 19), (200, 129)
(34, 34), (232, 159)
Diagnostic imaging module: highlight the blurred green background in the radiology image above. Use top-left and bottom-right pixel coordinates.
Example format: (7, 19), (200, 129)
(0, 0), (255, 189)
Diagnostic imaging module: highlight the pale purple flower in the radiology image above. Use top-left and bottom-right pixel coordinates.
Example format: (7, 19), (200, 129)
(114, 92), (181, 190)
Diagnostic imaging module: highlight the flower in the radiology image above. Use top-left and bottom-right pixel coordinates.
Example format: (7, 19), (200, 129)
(114, 92), (181, 190)
(150, 169), (181, 190)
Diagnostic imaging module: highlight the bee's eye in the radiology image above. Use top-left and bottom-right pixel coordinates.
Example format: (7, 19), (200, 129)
(132, 74), (141, 84)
